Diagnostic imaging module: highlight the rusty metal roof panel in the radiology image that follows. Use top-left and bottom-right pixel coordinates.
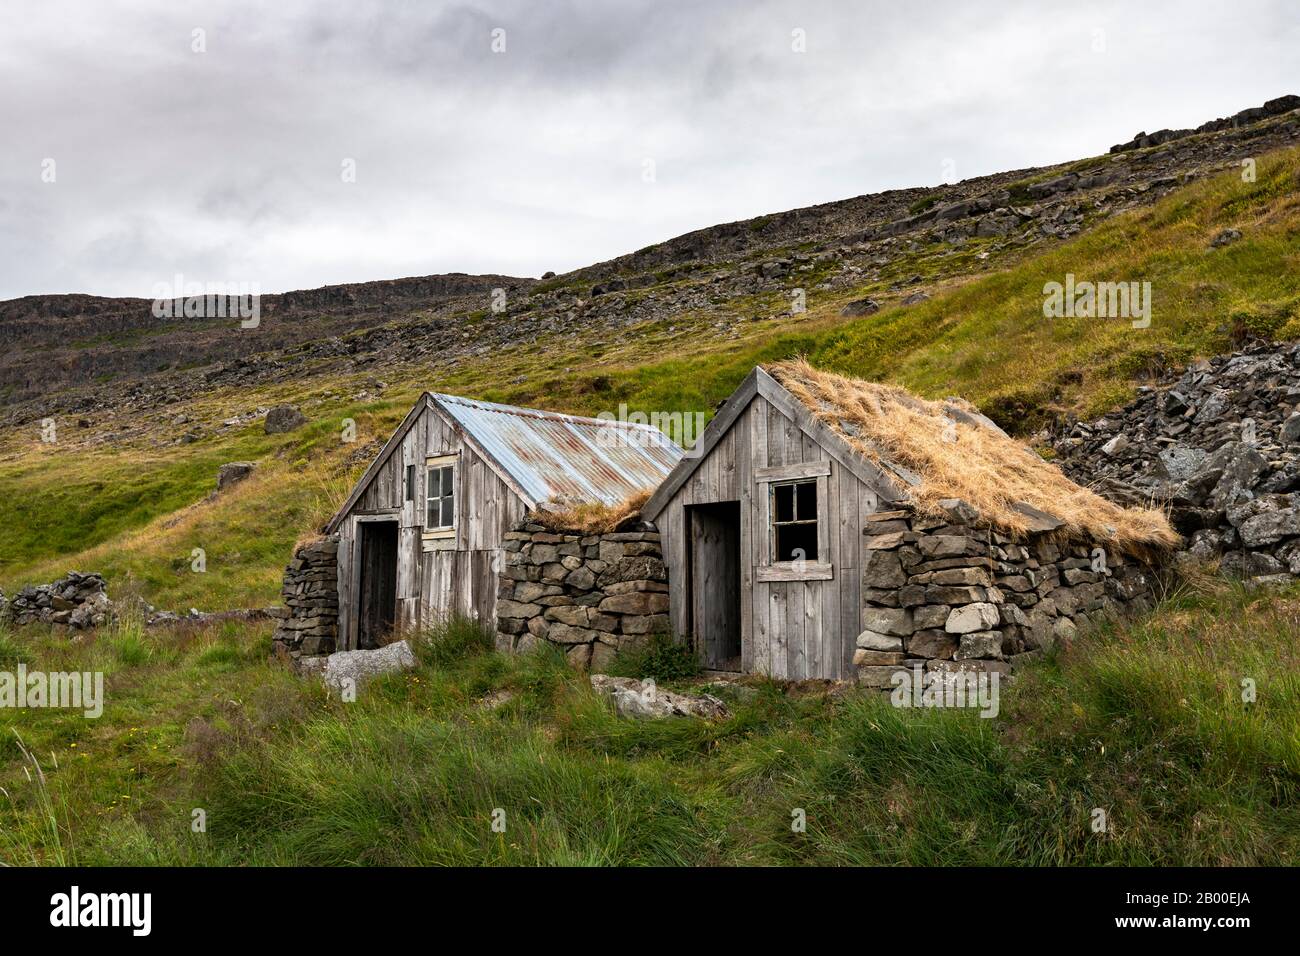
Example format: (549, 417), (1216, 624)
(429, 393), (683, 507)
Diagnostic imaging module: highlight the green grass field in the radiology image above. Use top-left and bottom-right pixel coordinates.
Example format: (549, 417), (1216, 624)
(1, 582), (1296, 866)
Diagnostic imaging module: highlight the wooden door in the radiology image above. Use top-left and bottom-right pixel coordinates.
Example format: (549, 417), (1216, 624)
(358, 520), (399, 648)
(690, 502), (742, 671)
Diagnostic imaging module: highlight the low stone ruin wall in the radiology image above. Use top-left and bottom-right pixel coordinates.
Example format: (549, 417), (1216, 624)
(856, 501), (1159, 687)
(271, 535), (340, 661)
(495, 518), (669, 670)
(0, 571), (115, 629)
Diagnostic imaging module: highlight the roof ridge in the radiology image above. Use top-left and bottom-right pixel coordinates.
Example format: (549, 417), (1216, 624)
(430, 391), (667, 433)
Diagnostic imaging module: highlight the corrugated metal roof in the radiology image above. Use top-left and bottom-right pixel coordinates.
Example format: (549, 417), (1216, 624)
(430, 393), (683, 508)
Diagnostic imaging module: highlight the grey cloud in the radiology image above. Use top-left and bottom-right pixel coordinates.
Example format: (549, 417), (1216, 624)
(0, 0), (1296, 298)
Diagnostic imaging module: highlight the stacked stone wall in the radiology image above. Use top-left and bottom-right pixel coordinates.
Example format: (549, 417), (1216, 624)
(495, 519), (669, 670)
(855, 501), (1158, 686)
(272, 535), (340, 660)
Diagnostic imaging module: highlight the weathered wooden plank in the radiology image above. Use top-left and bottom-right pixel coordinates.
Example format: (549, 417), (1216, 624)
(784, 581), (803, 679)
(754, 460), (832, 482)
(821, 570), (840, 680)
(337, 518), (353, 650)
(766, 402), (787, 467)
(804, 580), (821, 680)
(767, 583), (787, 679)
(839, 562), (859, 679)
(736, 401), (755, 673)
(747, 399), (770, 673)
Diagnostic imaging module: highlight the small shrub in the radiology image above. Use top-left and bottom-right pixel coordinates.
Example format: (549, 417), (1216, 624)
(607, 631), (701, 682)
(908, 194), (939, 215)
(112, 630), (152, 667)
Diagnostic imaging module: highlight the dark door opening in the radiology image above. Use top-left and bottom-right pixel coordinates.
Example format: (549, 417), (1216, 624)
(689, 501), (742, 671)
(358, 520), (399, 649)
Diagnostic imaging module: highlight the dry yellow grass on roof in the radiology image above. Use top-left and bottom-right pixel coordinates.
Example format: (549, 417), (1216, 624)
(768, 359), (1179, 554)
(532, 490), (653, 534)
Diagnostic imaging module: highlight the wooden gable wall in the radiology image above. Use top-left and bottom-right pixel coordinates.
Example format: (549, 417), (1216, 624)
(656, 392), (881, 680)
(336, 400), (529, 648)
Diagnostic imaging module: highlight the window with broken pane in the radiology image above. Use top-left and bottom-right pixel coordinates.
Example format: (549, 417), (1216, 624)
(772, 479), (818, 561)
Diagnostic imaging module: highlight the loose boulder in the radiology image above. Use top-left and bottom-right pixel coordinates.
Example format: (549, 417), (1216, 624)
(216, 461), (255, 492)
(297, 640), (416, 690)
(265, 405), (308, 434)
(589, 674), (728, 720)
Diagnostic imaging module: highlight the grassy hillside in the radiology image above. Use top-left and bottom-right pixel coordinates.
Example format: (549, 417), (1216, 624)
(1, 581), (1296, 865)
(1, 146), (1298, 615)
(1, 147), (1298, 869)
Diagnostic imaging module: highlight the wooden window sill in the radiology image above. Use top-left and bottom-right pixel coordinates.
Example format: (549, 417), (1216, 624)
(756, 562), (833, 582)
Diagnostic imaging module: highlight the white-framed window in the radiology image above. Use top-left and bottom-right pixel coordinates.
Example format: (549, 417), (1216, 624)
(425, 456), (456, 531)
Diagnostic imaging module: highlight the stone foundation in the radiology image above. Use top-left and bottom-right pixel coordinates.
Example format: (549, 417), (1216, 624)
(495, 518), (669, 671)
(272, 535), (340, 660)
(855, 500), (1159, 687)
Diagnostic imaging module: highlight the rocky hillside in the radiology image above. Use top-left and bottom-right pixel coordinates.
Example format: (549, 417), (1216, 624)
(4, 94), (1298, 432)
(0, 273), (532, 407)
(1052, 339), (1300, 583)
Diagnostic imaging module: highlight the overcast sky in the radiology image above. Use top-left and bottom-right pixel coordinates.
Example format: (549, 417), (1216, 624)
(0, 0), (1295, 300)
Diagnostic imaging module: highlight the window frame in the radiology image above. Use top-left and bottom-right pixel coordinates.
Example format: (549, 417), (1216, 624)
(421, 454), (459, 547)
(755, 461), (833, 582)
(771, 479), (820, 562)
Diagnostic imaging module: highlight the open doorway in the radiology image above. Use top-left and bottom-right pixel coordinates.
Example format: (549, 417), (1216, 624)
(358, 520), (399, 649)
(688, 501), (742, 671)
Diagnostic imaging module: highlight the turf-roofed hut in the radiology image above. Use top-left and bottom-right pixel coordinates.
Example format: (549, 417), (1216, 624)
(642, 360), (1178, 683)
(320, 393), (682, 652)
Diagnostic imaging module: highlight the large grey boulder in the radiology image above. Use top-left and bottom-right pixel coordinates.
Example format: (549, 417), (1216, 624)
(298, 640), (416, 690)
(1154, 444), (1207, 483)
(1207, 442), (1268, 509)
(840, 298), (880, 317)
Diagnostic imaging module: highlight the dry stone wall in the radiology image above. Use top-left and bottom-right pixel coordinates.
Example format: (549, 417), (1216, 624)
(271, 535), (340, 660)
(495, 519), (669, 671)
(855, 500), (1158, 687)
(1, 571), (114, 629)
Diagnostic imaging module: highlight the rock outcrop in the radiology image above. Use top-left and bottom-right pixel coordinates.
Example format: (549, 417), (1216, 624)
(216, 461), (255, 492)
(589, 674), (728, 719)
(264, 405), (307, 434)
(297, 639), (416, 690)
